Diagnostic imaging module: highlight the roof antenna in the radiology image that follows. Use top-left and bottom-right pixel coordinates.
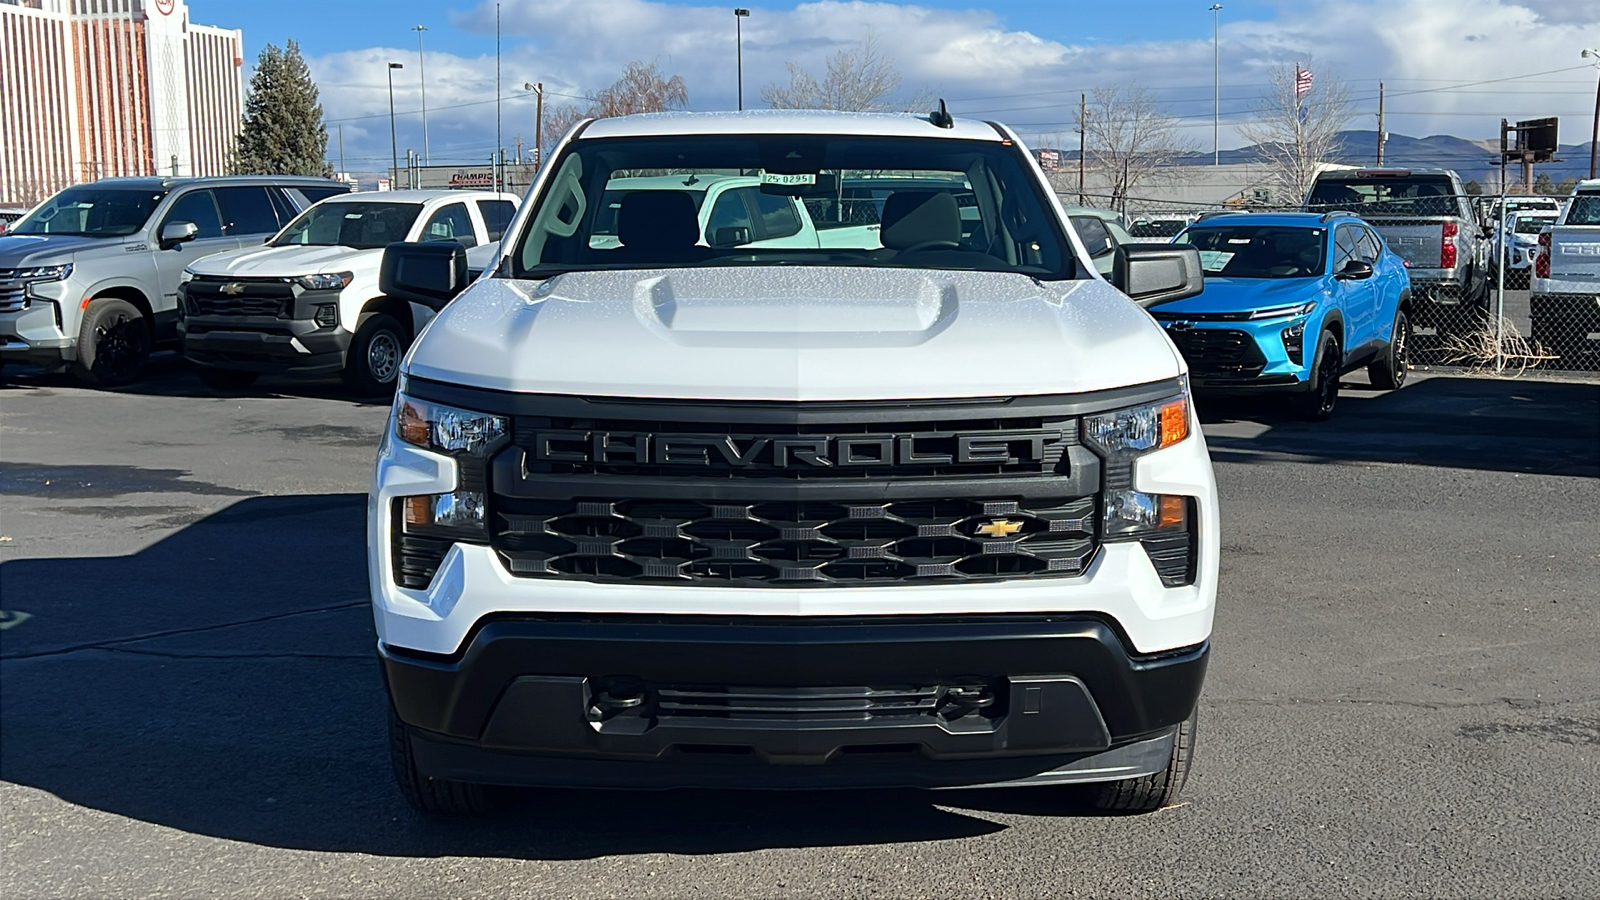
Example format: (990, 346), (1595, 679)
(929, 99), (954, 129)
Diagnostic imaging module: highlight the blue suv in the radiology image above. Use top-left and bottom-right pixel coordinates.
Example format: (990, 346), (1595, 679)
(1150, 212), (1412, 420)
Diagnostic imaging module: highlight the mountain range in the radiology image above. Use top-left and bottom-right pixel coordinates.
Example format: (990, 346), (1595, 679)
(1198, 130), (1597, 186)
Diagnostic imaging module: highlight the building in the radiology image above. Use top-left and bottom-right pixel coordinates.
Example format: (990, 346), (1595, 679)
(0, 0), (243, 205)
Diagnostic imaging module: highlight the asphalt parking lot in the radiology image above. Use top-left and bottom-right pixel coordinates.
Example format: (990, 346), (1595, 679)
(2, 363), (1598, 898)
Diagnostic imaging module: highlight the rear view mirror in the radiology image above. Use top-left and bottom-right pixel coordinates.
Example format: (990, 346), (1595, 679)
(1336, 259), (1374, 280)
(159, 220), (198, 249)
(711, 226), (751, 247)
(379, 241), (470, 311)
(1112, 243), (1205, 307)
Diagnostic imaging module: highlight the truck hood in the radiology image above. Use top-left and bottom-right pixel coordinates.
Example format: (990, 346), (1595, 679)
(188, 244), (381, 277)
(1146, 276), (1326, 316)
(406, 267), (1184, 401)
(0, 233), (112, 266)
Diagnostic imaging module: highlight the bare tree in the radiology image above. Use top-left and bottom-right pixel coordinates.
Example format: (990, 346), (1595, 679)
(539, 61), (689, 158)
(1237, 62), (1354, 204)
(1076, 85), (1197, 213)
(762, 33), (934, 113)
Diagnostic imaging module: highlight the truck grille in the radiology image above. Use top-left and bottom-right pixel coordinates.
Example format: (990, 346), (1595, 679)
(183, 278), (292, 318)
(651, 681), (996, 723)
(491, 495), (1097, 585)
(1165, 327), (1267, 378)
(0, 270), (29, 312)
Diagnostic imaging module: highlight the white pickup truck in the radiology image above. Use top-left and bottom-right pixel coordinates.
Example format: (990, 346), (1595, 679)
(1530, 179), (1600, 366)
(178, 189), (517, 394)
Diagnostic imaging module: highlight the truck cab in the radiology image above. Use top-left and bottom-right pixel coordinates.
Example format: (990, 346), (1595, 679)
(178, 189), (518, 394)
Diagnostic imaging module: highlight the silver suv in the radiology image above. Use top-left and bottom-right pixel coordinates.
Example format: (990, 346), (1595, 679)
(0, 175), (349, 385)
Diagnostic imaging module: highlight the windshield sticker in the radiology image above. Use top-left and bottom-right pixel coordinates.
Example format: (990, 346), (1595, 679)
(1198, 250), (1234, 271)
(760, 172), (815, 186)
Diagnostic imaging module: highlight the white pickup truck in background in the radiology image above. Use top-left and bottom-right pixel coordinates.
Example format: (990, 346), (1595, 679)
(1530, 179), (1600, 367)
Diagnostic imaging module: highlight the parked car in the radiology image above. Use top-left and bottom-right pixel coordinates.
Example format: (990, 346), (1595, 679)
(178, 189), (518, 394)
(1494, 210), (1559, 278)
(0, 176), (349, 384)
(1127, 215), (1193, 243)
(373, 109), (1217, 816)
(1304, 168), (1486, 324)
(1154, 212), (1412, 420)
(1530, 179), (1600, 365)
(1478, 195), (1561, 231)
(1060, 205), (1134, 276)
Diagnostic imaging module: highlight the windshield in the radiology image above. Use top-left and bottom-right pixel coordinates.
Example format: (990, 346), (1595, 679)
(1130, 219), (1187, 238)
(9, 186), (166, 237)
(1567, 194), (1600, 226)
(1176, 225), (1327, 279)
(508, 134), (1076, 280)
(271, 201), (423, 250)
(1511, 216), (1554, 235)
(1306, 176), (1458, 217)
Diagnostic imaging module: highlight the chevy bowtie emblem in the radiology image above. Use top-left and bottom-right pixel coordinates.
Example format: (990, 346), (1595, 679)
(220, 283), (245, 295)
(975, 519), (1024, 538)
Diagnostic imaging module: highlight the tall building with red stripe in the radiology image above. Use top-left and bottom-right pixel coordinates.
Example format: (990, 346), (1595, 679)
(0, 0), (243, 206)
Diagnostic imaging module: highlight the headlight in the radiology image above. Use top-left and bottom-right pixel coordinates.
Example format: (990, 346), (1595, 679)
(1083, 393), (1189, 458)
(180, 267), (196, 285)
(1083, 389), (1197, 584)
(396, 395), (507, 456)
(392, 394), (509, 554)
(1246, 300), (1316, 320)
(294, 271), (353, 291)
(14, 263), (73, 281)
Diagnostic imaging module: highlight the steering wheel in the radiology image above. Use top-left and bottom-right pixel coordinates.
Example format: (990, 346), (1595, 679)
(896, 239), (961, 253)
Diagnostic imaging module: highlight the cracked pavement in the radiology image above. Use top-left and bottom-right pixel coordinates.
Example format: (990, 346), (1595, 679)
(2, 364), (1598, 898)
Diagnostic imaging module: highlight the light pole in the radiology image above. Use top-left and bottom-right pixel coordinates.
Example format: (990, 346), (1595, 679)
(524, 82), (544, 168)
(386, 62), (403, 184)
(1210, 4), (1222, 166)
(1584, 48), (1600, 180)
(734, 8), (750, 111)
(412, 25), (429, 164)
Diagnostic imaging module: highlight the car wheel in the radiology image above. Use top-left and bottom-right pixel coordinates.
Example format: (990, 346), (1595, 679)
(388, 704), (494, 816)
(1087, 707), (1197, 813)
(1290, 331), (1341, 421)
(197, 366), (260, 392)
(73, 297), (150, 387)
(1367, 309), (1410, 390)
(342, 313), (407, 396)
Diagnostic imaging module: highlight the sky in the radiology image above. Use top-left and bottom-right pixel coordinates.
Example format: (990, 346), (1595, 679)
(190, 0), (1600, 172)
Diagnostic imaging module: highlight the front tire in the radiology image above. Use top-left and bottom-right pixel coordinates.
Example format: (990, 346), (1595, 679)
(388, 704), (494, 816)
(73, 297), (150, 387)
(1367, 309), (1410, 390)
(197, 367), (260, 392)
(1088, 708), (1197, 813)
(1290, 331), (1341, 421)
(342, 313), (407, 396)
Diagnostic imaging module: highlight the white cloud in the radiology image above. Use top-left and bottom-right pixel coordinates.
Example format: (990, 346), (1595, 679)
(308, 0), (1600, 171)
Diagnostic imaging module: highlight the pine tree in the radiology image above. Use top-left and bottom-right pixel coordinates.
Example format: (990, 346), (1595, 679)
(233, 41), (328, 176)
(1532, 172), (1556, 195)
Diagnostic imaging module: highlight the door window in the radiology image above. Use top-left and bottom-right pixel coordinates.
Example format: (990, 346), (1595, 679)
(1333, 225), (1360, 271)
(750, 190), (802, 240)
(215, 186), (282, 236)
(1070, 215), (1115, 258)
(1355, 227), (1383, 263)
(162, 190), (224, 239)
(420, 203), (478, 247)
(477, 199), (516, 242)
(706, 188), (755, 243)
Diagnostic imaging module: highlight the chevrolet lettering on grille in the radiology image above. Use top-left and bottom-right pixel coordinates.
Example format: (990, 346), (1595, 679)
(532, 430), (1067, 468)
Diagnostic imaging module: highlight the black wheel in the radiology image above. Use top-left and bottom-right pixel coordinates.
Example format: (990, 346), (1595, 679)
(388, 704), (494, 816)
(73, 297), (149, 387)
(1290, 331), (1341, 421)
(1367, 309), (1410, 391)
(197, 367), (259, 391)
(342, 313), (407, 396)
(1088, 707), (1197, 813)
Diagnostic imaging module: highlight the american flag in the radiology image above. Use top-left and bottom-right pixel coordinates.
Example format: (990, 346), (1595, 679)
(1296, 67), (1314, 98)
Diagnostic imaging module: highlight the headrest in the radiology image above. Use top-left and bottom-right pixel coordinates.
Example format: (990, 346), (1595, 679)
(880, 191), (961, 251)
(617, 191), (700, 252)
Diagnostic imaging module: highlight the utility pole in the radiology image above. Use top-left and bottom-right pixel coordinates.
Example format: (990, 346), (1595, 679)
(337, 123), (345, 176)
(1077, 93), (1086, 205)
(1585, 49), (1600, 179)
(514, 134), (523, 165)
(170, 154), (178, 176)
(1210, 4), (1222, 166)
(525, 82), (544, 168)
(734, 8), (751, 111)
(387, 62), (403, 185)
(413, 25), (429, 164)
(1376, 81), (1386, 165)
(495, 2), (502, 192)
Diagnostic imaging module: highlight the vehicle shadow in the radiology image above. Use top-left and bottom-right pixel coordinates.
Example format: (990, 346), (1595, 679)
(1196, 373), (1599, 478)
(0, 495), (1104, 860)
(0, 354), (390, 405)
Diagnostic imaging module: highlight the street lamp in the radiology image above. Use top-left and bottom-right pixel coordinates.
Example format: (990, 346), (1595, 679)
(386, 62), (403, 184)
(412, 25), (429, 164)
(1210, 4), (1222, 166)
(734, 8), (750, 111)
(1584, 48), (1600, 179)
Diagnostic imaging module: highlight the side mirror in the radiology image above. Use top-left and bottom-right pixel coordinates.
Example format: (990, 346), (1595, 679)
(159, 220), (198, 249)
(711, 226), (751, 247)
(379, 241), (470, 311)
(1336, 259), (1374, 280)
(1112, 243), (1205, 307)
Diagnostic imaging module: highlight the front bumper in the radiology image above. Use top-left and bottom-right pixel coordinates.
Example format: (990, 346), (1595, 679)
(384, 613), (1207, 789)
(179, 282), (351, 374)
(0, 301), (74, 365)
(1158, 318), (1313, 393)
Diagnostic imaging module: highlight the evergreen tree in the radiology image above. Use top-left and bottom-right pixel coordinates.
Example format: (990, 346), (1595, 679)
(1533, 172), (1556, 195)
(234, 41), (328, 175)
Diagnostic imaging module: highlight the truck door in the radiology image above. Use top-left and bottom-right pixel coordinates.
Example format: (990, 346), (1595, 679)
(150, 189), (240, 321)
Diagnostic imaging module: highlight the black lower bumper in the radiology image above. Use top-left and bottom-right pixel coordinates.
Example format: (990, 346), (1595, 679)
(383, 614), (1208, 789)
(180, 317), (351, 375)
(1190, 373), (1306, 393)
